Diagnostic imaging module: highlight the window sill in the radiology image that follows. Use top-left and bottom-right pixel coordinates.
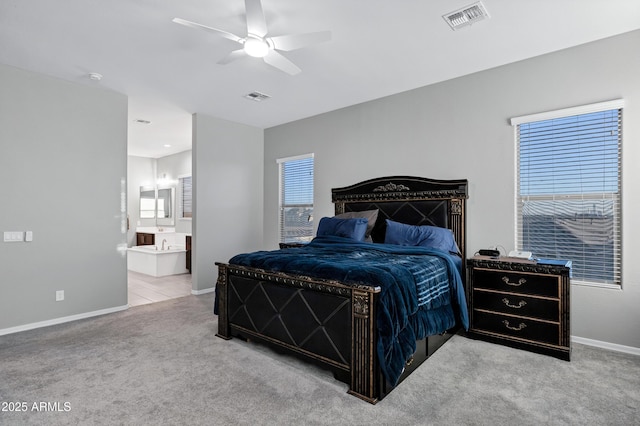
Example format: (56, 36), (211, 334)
(571, 280), (622, 291)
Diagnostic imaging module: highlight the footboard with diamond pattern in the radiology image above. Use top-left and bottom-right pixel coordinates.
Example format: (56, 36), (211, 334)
(215, 263), (381, 403)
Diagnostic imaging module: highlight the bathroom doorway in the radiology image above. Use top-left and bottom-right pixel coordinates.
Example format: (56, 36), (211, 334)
(126, 98), (193, 306)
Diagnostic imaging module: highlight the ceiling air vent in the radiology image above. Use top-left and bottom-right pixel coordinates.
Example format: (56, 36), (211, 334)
(443, 2), (490, 30)
(244, 91), (271, 102)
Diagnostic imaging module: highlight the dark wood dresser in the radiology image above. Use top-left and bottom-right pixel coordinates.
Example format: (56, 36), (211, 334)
(466, 256), (571, 361)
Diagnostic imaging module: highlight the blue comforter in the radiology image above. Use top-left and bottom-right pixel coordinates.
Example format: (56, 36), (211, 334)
(227, 235), (468, 385)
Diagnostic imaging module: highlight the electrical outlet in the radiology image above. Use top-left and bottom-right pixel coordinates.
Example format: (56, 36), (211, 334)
(56, 290), (64, 301)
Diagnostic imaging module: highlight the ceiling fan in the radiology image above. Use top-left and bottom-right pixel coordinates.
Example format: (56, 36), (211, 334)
(173, 0), (331, 75)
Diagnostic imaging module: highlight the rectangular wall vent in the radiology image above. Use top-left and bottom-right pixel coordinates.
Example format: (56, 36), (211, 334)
(443, 2), (490, 30)
(244, 91), (271, 102)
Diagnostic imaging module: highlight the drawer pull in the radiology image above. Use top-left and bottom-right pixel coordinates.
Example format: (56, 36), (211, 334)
(502, 298), (527, 309)
(502, 276), (526, 287)
(502, 320), (527, 331)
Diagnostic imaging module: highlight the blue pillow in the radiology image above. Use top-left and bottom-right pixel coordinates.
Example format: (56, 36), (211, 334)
(317, 217), (368, 241)
(384, 219), (460, 254)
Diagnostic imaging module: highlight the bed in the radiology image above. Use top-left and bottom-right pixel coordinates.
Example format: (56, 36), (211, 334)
(215, 176), (469, 403)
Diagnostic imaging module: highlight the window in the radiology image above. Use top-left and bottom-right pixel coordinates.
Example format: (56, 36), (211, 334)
(278, 154), (314, 243)
(179, 175), (192, 219)
(139, 197), (156, 219)
(511, 100), (623, 286)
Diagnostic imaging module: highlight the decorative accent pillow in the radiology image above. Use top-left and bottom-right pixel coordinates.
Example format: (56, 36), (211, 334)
(317, 217), (368, 242)
(334, 209), (379, 241)
(384, 219), (460, 255)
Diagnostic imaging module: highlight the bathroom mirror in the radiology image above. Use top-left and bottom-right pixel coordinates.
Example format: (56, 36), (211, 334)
(156, 187), (175, 226)
(139, 187), (156, 219)
(139, 186), (175, 225)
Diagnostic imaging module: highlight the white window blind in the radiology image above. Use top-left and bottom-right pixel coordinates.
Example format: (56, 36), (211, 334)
(514, 102), (622, 286)
(179, 175), (192, 219)
(278, 154), (314, 243)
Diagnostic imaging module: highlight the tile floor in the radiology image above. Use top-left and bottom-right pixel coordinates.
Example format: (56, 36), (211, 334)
(128, 271), (192, 307)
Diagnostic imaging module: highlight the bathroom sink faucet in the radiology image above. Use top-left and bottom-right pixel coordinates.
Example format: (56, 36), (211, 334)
(161, 239), (167, 250)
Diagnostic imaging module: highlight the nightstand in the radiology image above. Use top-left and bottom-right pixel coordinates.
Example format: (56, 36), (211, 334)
(466, 256), (571, 361)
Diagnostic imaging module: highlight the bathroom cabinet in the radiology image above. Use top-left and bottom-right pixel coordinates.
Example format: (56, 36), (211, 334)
(136, 232), (155, 246)
(186, 235), (192, 273)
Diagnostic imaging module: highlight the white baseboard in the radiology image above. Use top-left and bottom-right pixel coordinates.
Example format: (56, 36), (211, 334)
(3, 302), (637, 358)
(0, 305), (129, 337)
(192, 287), (215, 295)
(572, 335), (640, 356)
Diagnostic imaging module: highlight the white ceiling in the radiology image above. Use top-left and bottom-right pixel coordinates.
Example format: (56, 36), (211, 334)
(2, 0), (639, 158)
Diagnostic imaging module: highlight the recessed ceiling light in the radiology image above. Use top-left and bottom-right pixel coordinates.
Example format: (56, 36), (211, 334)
(88, 72), (103, 81)
(164, 144), (172, 148)
(134, 119), (151, 125)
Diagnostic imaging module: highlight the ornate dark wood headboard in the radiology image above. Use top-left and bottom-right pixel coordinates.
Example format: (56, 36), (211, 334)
(331, 176), (469, 260)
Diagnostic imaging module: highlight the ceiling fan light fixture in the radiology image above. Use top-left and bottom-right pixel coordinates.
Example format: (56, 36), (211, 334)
(244, 36), (270, 58)
(172, 0), (331, 75)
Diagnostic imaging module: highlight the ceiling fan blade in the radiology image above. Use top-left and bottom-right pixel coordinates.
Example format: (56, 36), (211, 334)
(270, 31), (332, 51)
(245, 0), (268, 37)
(172, 18), (243, 44)
(217, 49), (247, 65)
(263, 50), (301, 75)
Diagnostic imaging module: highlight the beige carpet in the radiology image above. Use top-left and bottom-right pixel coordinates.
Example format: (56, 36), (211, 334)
(1, 293), (639, 425)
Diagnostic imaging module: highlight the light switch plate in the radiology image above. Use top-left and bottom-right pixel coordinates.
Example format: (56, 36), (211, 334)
(25, 231), (33, 242)
(4, 231), (24, 242)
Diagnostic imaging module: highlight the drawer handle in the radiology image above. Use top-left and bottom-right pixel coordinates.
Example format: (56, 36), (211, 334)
(502, 320), (527, 331)
(502, 276), (526, 287)
(502, 298), (527, 309)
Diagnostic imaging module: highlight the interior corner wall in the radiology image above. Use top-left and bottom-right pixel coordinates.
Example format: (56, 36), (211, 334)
(264, 30), (640, 349)
(192, 114), (263, 292)
(0, 64), (128, 332)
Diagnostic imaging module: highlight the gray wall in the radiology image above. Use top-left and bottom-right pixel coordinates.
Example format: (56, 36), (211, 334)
(0, 64), (128, 331)
(192, 114), (263, 292)
(264, 30), (640, 350)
